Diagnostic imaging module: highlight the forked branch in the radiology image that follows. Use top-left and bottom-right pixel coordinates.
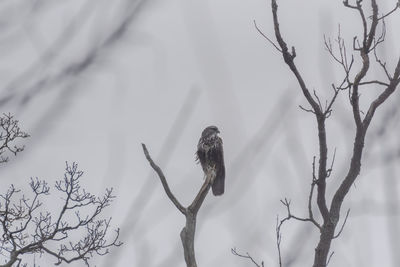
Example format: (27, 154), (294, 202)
(142, 143), (215, 267)
(0, 162), (121, 266)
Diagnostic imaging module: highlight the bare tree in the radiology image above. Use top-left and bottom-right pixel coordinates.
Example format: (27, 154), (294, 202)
(142, 143), (215, 267)
(245, 0), (400, 266)
(0, 114), (121, 266)
(0, 113), (29, 164)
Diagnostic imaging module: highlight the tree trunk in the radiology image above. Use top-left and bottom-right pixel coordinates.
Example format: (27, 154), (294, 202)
(313, 222), (336, 267)
(180, 211), (197, 267)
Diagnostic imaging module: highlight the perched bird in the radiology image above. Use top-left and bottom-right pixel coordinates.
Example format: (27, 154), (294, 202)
(196, 126), (225, 196)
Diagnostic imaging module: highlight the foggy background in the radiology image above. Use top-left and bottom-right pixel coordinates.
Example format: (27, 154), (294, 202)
(0, 0), (399, 266)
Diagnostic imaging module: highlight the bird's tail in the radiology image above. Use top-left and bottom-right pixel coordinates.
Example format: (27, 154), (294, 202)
(212, 168), (225, 196)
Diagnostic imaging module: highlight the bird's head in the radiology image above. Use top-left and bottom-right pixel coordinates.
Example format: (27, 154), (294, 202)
(201, 125), (220, 138)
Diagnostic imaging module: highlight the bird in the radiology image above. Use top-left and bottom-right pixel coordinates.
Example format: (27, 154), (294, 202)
(196, 126), (225, 196)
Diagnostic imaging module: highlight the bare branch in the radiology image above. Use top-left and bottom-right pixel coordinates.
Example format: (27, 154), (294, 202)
(254, 20), (282, 52)
(270, 0), (321, 115)
(313, 90), (323, 111)
(343, 0), (368, 47)
(324, 86), (340, 118)
(326, 251), (335, 266)
(142, 142), (216, 267)
(343, 0), (380, 127)
(299, 105), (315, 114)
(358, 80), (389, 87)
(188, 173), (213, 214)
(276, 216), (284, 267)
(377, 2), (400, 20)
(308, 157), (321, 229)
(363, 57), (400, 127)
(369, 19), (386, 53)
(0, 113), (29, 164)
(324, 26), (353, 72)
(231, 248), (264, 267)
(326, 148), (336, 178)
(374, 46), (392, 80)
(279, 198), (321, 229)
(141, 144), (186, 215)
(0, 163), (121, 266)
(324, 25), (354, 101)
(333, 209), (350, 239)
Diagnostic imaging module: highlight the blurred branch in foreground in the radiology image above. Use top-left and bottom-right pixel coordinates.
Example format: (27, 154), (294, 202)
(0, 0), (145, 114)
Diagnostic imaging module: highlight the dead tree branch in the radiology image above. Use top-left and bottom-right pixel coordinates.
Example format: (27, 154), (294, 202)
(142, 144), (186, 215)
(377, 1), (400, 20)
(142, 143), (214, 267)
(279, 197), (321, 230)
(333, 209), (350, 239)
(273, 157), (322, 266)
(254, 20), (282, 53)
(262, 0), (400, 266)
(231, 247), (264, 267)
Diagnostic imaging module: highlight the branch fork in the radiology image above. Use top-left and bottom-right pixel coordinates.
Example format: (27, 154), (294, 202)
(142, 143), (215, 267)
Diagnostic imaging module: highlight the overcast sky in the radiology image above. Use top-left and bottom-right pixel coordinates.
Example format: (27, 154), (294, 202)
(0, 0), (400, 266)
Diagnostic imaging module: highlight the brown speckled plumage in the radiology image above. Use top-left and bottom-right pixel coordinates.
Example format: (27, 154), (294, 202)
(196, 126), (225, 196)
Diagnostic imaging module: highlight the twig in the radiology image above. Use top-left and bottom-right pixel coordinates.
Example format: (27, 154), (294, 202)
(326, 148), (337, 178)
(254, 20), (282, 52)
(308, 157), (321, 229)
(326, 251), (335, 266)
(373, 43), (392, 81)
(313, 90), (323, 111)
(377, 2), (400, 21)
(280, 198), (321, 229)
(231, 248), (264, 267)
(333, 209), (350, 239)
(299, 105), (315, 114)
(358, 80), (389, 87)
(276, 216), (284, 267)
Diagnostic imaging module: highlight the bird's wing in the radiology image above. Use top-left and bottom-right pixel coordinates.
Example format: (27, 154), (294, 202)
(211, 137), (225, 196)
(214, 137), (225, 179)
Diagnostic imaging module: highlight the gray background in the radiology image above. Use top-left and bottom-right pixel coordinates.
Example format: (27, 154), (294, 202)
(0, 0), (399, 266)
